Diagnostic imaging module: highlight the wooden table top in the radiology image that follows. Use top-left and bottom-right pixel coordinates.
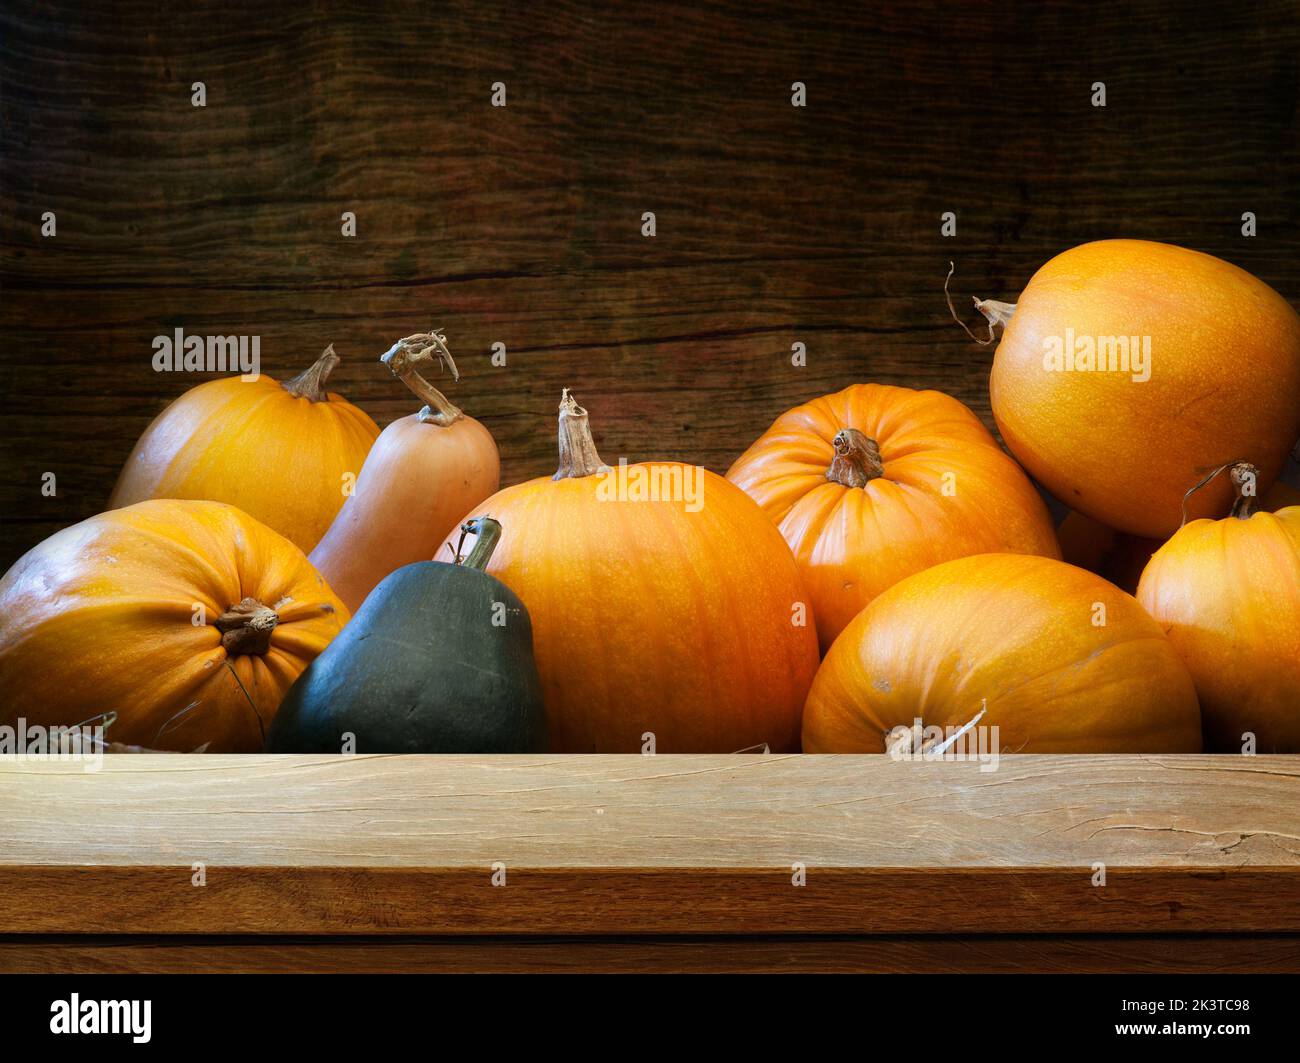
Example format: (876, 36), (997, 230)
(3, 754), (1297, 938)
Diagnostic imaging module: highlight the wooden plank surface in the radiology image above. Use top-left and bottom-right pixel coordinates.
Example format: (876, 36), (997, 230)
(4, 934), (1298, 974)
(1, 754), (1297, 935)
(3, 0), (1299, 569)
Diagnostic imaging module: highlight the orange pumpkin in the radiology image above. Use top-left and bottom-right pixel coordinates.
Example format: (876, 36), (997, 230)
(986, 240), (1300, 538)
(803, 553), (1201, 753)
(440, 391), (821, 753)
(310, 332), (500, 612)
(726, 383), (1060, 650)
(1060, 480), (1300, 593)
(1137, 463), (1300, 752)
(110, 345), (380, 552)
(0, 499), (348, 751)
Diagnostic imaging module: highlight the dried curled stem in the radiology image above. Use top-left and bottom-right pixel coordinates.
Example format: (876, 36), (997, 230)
(380, 329), (463, 426)
(1180, 459), (1260, 525)
(945, 262), (1017, 346)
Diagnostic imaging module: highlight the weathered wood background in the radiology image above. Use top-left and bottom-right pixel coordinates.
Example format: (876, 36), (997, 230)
(2, 0), (1298, 569)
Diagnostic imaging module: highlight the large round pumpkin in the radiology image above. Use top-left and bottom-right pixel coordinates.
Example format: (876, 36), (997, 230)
(439, 391), (821, 753)
(110, 345), (380, 552)
(987, 240), (1300, 538)
(802, 553), (1201, 753)
(0, 499), (349, 751)
(726, 383), (1060, 650)
(1137, 463), (1300, 752)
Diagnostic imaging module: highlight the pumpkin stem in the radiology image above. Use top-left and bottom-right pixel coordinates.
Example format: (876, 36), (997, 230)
(1179, 459), (1258, 525)
(826, 428), (884, 487)
(886, 702), (987, 759)
(281, 344), (341, 402)
(945, 262), (1016, 346)
(553, 389), (609, 480)
(926, 703), (987, 757)
(380, 330), (464, 427)
(458, 516), (503, 570)
(215, 597), (279, 655)
(1228, 463), (1261, 519)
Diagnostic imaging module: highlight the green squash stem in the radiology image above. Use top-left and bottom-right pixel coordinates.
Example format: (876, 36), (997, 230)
(460, 517), (502, 570)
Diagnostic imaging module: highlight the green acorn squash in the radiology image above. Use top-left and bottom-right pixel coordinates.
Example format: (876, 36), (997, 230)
(265, 517), (546, 753)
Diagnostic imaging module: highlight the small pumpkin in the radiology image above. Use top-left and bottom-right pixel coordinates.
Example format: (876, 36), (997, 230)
(1137, 463), (1300, 752)
(0, 499), (348, 751)
(439, 391), (821, 753)
(109, 345), (380, 552)
(268, 517), (546, 753)
(310, 332), (500, 613)
(802, 553), (1201, 753)
(1060, 480), (1300, 594)
(726, 383), (1060, 650)
(977, 240), (1300, 538)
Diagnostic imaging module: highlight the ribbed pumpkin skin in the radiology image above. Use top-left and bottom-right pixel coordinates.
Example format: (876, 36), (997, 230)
(310, 413), (499, 613)
(109, 375), (379, 552)
(0, 499), (349, 751)
(1137, 506), (1300, 752)
(440, 467), (820, 752)
(803, 554), (1201, 753)
(990, 240), (1300, 538)
(727, 384), (1059, 651)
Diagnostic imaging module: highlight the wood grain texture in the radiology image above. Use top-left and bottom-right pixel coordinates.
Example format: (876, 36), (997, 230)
(4, 934), (1298, 974)
(1, 754), (1297, 935)
(2, 0), (1299, 568)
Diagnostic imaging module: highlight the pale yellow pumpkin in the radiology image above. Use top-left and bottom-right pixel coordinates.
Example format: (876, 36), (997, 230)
(110, 345), (379, 552)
